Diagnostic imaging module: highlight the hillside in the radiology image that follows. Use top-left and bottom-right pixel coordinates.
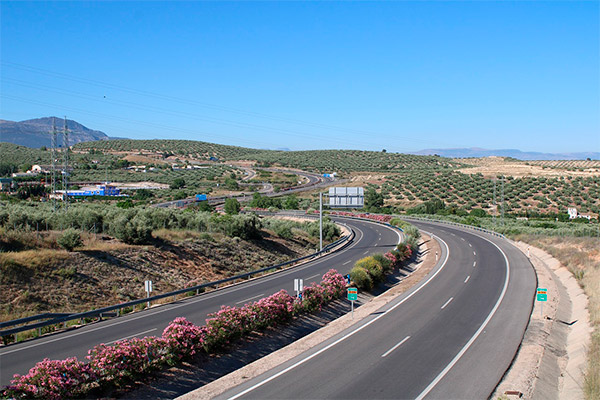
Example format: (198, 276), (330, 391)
(74, 139), (463, 172)
(0, 117), (110, 148)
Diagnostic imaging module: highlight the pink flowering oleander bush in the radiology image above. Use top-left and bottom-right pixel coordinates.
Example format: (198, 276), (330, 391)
(301, 284), (326, 312)
(162, 317), (206, 362)
(87, 336), (167, 387)
(3, 357), (94, 400)
(203, 289), (295, 351)
(321, 269), (347, 299)
(330, 211), (393, 224)
(3, 271), (347, 399)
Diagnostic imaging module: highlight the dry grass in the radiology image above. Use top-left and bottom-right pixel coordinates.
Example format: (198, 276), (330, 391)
(516, 235), (600, 399)
(0, 249), (71, 271)
(455, 156), (600, 178)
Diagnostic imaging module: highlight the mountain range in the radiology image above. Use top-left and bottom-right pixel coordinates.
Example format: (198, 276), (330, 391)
(412, 147), (600, 161)
(0, 117), (110, 148)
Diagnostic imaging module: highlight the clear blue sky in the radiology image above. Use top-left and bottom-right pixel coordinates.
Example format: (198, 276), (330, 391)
(1, 1), (598, 153)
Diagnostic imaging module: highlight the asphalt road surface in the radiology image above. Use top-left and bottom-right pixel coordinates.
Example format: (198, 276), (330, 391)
(217, 220), (536, 400)
(0, 217), (401, 388)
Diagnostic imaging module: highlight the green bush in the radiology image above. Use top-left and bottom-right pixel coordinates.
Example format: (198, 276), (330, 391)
(57, 228), (83, 251)
(355, 256), (384, 283)
(350, 266), (372, 290)
(224, 198), (241, 215)
(371, 253), (393, 273)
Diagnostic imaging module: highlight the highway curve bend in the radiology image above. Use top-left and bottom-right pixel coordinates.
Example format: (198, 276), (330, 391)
(217, 220), (536, 400)
(0, 217), (401, 388)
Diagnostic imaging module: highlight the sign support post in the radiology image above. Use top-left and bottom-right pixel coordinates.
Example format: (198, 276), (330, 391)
(537, 288), (547, 317)
(294, 278), (304, 298)
(145, 280), (153, 308)
(347, 287), (358, 319)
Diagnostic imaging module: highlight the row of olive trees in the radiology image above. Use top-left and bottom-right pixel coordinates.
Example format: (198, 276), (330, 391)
(0, 203), (263, 244)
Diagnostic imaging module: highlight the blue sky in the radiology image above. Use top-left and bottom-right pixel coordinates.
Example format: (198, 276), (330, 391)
(1, 1), (598, 153)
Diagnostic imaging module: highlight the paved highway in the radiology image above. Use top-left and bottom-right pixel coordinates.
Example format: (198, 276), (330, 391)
(0, 217), (401, 388)
(217, 220), (536, 399)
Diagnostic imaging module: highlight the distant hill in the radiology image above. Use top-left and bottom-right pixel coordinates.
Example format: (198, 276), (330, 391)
(412, 147), (600, 161)
(0, 117), (110, 148)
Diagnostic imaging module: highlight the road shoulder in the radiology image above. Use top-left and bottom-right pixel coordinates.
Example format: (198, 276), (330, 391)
(492, 241), (591, 400)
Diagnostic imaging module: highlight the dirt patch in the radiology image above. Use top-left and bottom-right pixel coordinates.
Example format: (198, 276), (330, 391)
(0, 231), (319, 322)
(456, 156), (600, 178)
(123, 154), (168, 165)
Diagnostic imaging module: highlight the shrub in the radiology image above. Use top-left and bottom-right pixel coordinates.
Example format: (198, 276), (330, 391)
(3, 357), (94, 400)
(162, 317), (205, 362)
(350, 266), (373, 290)
(57, 228), (82, 252)
(355, 256), (384, 283)
(371, 253), (393, 273)
(224, 198), (241, 215)
(87, 337), (167, 387)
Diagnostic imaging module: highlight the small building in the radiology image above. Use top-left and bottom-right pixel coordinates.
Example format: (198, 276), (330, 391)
(568, 207), (578, 219)
(66, 184), (122, 197)
(0, 178), (13, 191)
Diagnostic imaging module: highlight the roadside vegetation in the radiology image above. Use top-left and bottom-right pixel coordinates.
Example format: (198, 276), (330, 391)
(2, 270), (347, 400)
(349, 218), (420, 290)
(0, 203), (340, 323)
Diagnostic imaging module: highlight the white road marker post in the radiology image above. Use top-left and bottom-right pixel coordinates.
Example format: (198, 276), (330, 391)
(144, 280), (153, 308)
(294, 278), (304, 299)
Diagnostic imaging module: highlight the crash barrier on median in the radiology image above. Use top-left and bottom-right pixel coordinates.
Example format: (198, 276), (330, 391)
(0, 226), (355, 340)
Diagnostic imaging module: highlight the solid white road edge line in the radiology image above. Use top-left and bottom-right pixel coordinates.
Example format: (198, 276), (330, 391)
(225, 232), (450, 400)
(414, 232), (510, 400)
(381, 336), (411, 358)
(440, 297), (454, 310)
(106, 328), (157, 345)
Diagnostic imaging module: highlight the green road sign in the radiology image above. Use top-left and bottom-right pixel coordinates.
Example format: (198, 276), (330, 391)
(537, 293), (547, 302)
(536, 288), (547, 302)
(348, 288), (358, 301)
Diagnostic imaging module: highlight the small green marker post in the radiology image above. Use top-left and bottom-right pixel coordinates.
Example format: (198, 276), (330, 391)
(537, 288), (547, 317)
(348, 288), (358, 319)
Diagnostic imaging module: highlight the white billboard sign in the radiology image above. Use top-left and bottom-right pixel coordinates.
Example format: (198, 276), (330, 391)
(329, 187), (364, 208)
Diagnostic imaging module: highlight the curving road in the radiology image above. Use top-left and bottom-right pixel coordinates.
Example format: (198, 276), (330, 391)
(0, 217), (402, 388)
(217, 220), (536, 400)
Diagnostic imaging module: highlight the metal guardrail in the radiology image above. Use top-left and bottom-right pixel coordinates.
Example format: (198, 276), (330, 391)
(0, 227), (355, 338)
(401, 215), (506, 239)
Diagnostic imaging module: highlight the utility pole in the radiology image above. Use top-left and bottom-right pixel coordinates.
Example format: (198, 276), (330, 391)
(51, 117), (58, 211)
(319, 192), (323, 251)
(62, 117), (69, 211)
